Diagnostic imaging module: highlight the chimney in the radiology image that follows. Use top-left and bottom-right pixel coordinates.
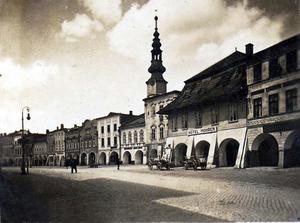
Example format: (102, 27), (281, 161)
(129, 110), (133, 115)
(74, 124), (77, 128)
(46, 129), (49, 134)
(56, 126), (59, 130)
(60, 124), (64, 129)
(245, 43), (253, 56)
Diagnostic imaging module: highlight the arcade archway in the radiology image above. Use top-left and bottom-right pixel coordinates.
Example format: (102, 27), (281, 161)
(219, 139), (239, 167)
(109, 152), (119, 165)
(250, 133), (279, 167)
(135, 150), (143, 164)
(89, 152), (96, 167)
(81, 153), (87, 166)
(284, 130), (300, 167)
(123, 151), (132, 164)
(99, 152), (106, 165)
(174, 143), (187, 166)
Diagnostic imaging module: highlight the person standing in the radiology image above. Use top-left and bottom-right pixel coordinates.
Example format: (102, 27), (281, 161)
(71, 158), (77, 174)
(116, 156), (120, 170)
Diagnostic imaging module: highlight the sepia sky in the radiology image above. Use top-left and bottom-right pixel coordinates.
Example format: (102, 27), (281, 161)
(0, 0), (299, 133)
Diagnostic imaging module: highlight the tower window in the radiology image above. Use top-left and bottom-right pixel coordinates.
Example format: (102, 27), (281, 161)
(151, 127), (156, 140)
(159, 127), (164, 139)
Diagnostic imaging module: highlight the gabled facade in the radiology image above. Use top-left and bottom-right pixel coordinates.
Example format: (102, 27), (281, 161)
(120, 114), (146, 164)
(65, 125), (81, 163)
(245, 34), (300, 168)
(79, 119), (98, 166)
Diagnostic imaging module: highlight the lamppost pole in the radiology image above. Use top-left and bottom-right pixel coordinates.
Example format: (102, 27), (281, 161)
(21, 106), (31, 175)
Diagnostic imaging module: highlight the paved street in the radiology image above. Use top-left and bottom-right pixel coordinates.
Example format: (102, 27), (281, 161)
(1, 166), (300, 222)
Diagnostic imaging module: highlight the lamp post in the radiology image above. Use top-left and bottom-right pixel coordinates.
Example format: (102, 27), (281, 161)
(21, 106), (31, 175)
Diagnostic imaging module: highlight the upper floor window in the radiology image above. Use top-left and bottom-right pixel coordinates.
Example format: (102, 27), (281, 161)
(139, 130), (144, 143)
(182, 112), (188, 129)
(101, 138), (105, 147)
(128, 132), (132, 144)
(253, 63), (262, 83)
(113, 124), (117, 132)
(101, 126), (104, 134)
(286, 89), (297, 112)
(159, 127), (164, 139)
(114, 137), (117, 146)
(269, 57), (281, 78)
(195, 110), (202, 127)
(107, 137), (111, 147)
(151, 105), (156, 117)
(253, 98), (262, 118)
(211, 105), (219, 124)
(151, 127), (156, 140)
(123, 132), (126, 144)
(134, 131), (138, 143)
(172, 114), (178, 131)
(286, 50), (298, 73)
(229, 103), (238, 122)
(269, 94), (279, 115)
(107, 125), (110, 133)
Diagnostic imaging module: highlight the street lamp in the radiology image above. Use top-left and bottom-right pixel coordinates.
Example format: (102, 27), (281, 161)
(21, 106), (31, 175)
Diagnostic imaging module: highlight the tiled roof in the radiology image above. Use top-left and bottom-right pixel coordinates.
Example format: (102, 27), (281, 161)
(121, 114), (145, 129)
(159, 52), (247, 114)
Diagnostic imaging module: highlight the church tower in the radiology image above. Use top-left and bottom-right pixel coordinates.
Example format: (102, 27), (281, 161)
(146, 15), (167, 98)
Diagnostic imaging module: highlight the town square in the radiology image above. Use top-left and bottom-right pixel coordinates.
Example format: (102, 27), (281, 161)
(0, 0), (300, 222)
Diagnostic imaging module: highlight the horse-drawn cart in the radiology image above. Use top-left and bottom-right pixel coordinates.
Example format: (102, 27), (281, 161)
(148, 157), (170, 170)
(184, 156), (207, 170)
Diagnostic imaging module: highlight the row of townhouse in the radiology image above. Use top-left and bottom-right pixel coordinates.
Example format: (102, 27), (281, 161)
(1, 16), (299, 169)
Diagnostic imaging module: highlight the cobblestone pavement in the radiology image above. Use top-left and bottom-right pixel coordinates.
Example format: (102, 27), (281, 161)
(1, 166), (300, 222)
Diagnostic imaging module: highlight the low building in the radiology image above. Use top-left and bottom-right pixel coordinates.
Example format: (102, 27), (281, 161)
(46, 124), (67, 166)
(65, 125), (81, 163)
(0, 133), (14, 166)
(32, 134), (47, 166)
(245, 34), (300, 168)
(96, 112), (138, 165)
(160, 48), (249, 168)
(120, 114), (146, 164)
(79, 119), (98, 166)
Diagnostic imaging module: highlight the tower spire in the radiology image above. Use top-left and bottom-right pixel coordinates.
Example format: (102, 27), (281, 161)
(146, 14), (167, 97)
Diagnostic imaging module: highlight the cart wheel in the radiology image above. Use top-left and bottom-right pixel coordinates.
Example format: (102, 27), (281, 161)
(185, 164), (188, 170)
(166, 164), (170, 170)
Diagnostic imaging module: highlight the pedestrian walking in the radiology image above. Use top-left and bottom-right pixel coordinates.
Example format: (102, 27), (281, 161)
(116, 156), (120, 170)
(70, 158), (77, 174)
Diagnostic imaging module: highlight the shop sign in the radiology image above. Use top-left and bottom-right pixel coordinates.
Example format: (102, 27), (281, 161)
(187, 126), (217, 136)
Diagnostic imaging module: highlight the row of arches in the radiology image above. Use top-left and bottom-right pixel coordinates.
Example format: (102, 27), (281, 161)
(173, 139), (240, 167)
(123, 150), (143, 164)
(171, 130), (300, 168)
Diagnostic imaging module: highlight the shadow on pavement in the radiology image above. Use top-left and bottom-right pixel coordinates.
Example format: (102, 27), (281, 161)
(0, 170), (221, 222)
